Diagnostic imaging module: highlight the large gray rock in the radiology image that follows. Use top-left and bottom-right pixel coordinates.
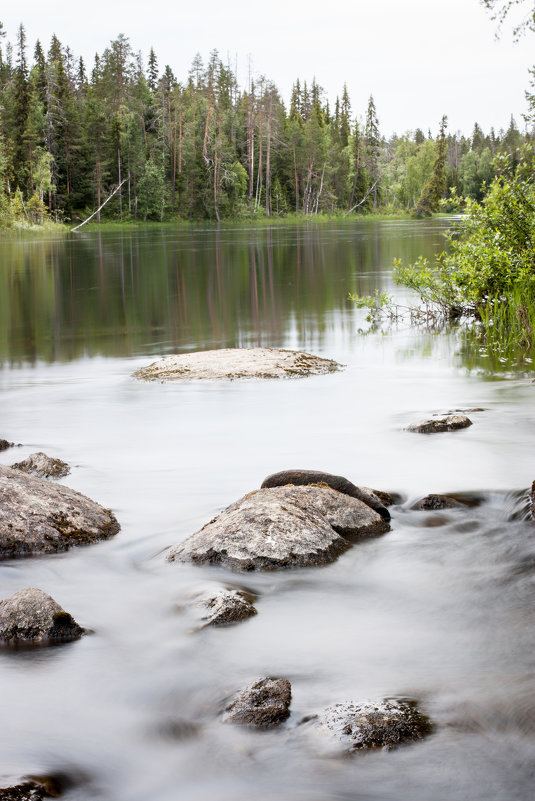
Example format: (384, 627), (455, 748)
(407, 414), (472, 434)
(223, 677), (292, 728)
(261, 469), (391, 521)
(0, 464), (119, 560)
(195, 588), (257, 627)
(11, 452), (70, 480)
(307, 699), (432, 752)
(0, 588), (84, 646)
(168, 485), (390, 572)
(132, 347), (342, 381)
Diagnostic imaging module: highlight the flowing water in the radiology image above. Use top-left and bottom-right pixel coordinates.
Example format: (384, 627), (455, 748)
(0, 220), (533, 801)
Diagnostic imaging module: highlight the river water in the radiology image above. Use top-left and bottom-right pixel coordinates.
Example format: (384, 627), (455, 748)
(0, 220), (533, 800)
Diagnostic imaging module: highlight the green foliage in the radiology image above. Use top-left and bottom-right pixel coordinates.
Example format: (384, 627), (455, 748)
(393, 150), (535, 345)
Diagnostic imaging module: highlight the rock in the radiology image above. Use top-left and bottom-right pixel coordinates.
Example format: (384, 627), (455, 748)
(407, 414), (473, 434)
(412, 494), (462, 511)
(360, 487), (401, 508)
(196, 588), (257, 627)
(0, 465), (120, 560)
(223, 677), (292, 728)
(0, 776), (64, 800)
(307, 699), (432, 752)
(132, 347), (342, 381)
(11, 452), (70, 480)
(168, 485), (389, 572)
(0, 588), (84, 647)
(261, 470), (391, 521)
(530, 481), (535, 520)
(0, 439), (15, 452)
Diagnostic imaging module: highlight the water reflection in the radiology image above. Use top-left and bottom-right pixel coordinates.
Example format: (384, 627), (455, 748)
(0, 221), (448, 365)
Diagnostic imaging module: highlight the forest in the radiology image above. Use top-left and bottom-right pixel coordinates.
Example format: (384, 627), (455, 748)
(0, 19), (532, 226)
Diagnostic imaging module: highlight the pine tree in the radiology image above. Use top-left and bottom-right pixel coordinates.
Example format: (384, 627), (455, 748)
(413, 115), (448, 217)
(365, 95), (380, 210)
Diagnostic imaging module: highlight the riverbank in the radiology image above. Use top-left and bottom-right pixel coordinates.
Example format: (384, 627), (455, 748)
(0, 210), (448, 236)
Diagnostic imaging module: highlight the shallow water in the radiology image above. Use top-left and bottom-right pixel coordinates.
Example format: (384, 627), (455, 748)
(0, 221), (534, 800)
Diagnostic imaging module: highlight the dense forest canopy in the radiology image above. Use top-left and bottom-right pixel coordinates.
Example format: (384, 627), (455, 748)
(0, 20), (533, 225)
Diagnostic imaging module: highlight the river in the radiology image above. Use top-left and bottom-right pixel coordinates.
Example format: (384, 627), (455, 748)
(0, 220), (533, 800)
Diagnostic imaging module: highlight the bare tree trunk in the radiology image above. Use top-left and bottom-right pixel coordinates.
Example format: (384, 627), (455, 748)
(72, 177), (128, 231)
(348, 140), (361, 211)
(292, 144), (299, 213)
(265, 94), (272, 217)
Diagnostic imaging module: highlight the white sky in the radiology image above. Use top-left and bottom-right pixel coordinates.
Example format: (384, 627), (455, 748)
(2, 0), (533, 137)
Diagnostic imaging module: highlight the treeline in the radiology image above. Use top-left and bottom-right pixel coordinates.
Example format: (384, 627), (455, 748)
(0, 21), (532, 225)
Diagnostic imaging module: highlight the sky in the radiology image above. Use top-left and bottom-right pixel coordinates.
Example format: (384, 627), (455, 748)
(1, 0), (534, 137)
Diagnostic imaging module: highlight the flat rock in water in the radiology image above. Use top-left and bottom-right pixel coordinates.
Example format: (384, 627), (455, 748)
(132, 348), (342, 381)
(261, 469), (391, 521)
(196, 588), (257, 627)
(223, 677), (292, 728)
(308, 699), (432, 752)
(11, 452), (70, 480)
(407, 414), (472, 434)
(412, 494), (462, 511)
(0, 464), (119, 560)
(168, 485), (389, 571)
(0, 588), (84, 646)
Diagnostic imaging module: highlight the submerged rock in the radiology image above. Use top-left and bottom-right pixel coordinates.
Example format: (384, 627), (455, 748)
(132, 347), (342, 381)
(0, 588), (84, 646)
(407, 414), (473, 434)
(11, 452), (70, 480)
(0, 775), (65, 800)
(0, 781), (56, 800)
(308, 699), (432, 752)
(223, 677), (292, 728)
(261, 469), (391, 521)
(168, 485), (389, 572)
(412, 494), (462, 511)
(0, 465), (119, 560)
(195, 587), (258, 627)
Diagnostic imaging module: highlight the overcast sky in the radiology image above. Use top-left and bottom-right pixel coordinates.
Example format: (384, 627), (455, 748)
(2, 0), (533, 137)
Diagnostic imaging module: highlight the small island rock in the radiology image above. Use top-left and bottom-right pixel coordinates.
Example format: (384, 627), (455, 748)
(0, 465), (119, 560)
(11, 452), (70, 480)
(223, 677), (292, 728)
(407, 414), (473, 434)
(0, 588), (84, 646)
(261, 469), (390, 521)
(0, 439), (15, 453)
(168, 485), (389, 572)
(412, 494), (462, 511)
(308, 699), (432, 751)
(132, 347), (342, 381)
(196, 588), (257, 627)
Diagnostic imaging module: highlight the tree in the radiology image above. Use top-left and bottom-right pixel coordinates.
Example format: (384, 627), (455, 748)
(364, 95), (380, 210)
(413, 116), (448, 216)
(481, 0), (535, 37)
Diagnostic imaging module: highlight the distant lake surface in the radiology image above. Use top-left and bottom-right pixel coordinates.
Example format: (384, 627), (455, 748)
(0, 220), (533, 801)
